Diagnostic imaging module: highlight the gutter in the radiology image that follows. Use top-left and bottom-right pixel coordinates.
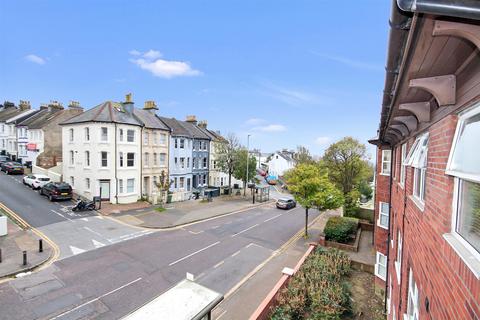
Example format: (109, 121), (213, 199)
(397, 0), (480, 20)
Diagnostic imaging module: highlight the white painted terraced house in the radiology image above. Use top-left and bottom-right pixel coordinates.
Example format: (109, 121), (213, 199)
(61, 95), (166, 204)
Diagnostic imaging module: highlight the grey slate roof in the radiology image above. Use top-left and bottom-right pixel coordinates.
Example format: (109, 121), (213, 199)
(133, 109), (169, 131)
(157, 117), (192, 138)
(6, 109), (41, 124)
(61, 101), (142, 126)
(17, 108), (63, 129)
(206, 129), (227, 143)
(179, 121), (211, 140)
(0, 106), (24, 122)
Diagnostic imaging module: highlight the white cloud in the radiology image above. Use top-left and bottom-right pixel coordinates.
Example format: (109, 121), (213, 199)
(25, 54), (46, 65)
(129, 49), (141, 56)
(256, 124), (287, 132)
(259, 81), (331, 107)
(315, 136), (331, 146)
(129, 50), (201, 79)
(311, 51), (383, 71)
(245, 118), (265, 126)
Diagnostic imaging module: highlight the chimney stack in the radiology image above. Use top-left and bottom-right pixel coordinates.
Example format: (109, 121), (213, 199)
(185, 115), (197, 125)
(40, 103), (49, 110)
(143, 100), (158, 114)
(3, 101), (15, 109)
(198, 120), (207, 129)
(19, 100), (31, 111)
(123, 93), (134, 114)
(68, 100), (82, 110)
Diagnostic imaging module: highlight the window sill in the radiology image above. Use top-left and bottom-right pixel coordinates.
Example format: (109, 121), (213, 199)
(443, 233), (480, 279)
(380, 172), (391, 176)
(398, 182), (404, 189)
(409, 195), (425, 212)
(377, 220), (388, 230)
(374, 265), (386, 281)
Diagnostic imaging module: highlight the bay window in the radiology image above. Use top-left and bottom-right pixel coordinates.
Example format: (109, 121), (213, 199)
(445, 104), (480, 276)
(406, 133), (429, 206)
(381, 149), (391, 175)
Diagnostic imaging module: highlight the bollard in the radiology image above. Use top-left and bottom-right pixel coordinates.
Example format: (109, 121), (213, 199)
(39, 239), (43, 253)
(23, 251), (27, 266)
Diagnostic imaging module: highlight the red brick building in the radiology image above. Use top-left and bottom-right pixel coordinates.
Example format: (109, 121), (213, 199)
(370, 2), (479, 319)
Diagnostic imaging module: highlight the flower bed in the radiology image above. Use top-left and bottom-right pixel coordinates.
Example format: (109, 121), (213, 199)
(324, 216), (359, 244)
(269, 247), (351, 320)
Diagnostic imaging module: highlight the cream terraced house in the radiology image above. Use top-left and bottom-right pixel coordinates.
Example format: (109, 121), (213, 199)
(61, 95), (168, 204)
(134, 102), (170, 203)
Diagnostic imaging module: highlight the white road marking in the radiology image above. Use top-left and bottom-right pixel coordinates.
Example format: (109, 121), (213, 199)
(213, 260), (225, 269)
(50, 209), (73, 222)
(92, 239), (105, 248)
(50, 277), (142, 319)
(231, 250), (241, 257)
(231, 224), (259, 237)
(188, 230), (204, 235)
(211, 225), (220, 229)
(69, 246), (86, 255)
(169, 241), (221, 266)
(264, 214), (282, 223)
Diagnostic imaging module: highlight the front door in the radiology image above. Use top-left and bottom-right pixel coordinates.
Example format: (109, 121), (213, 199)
(143, 176), (150, 197)
(100, 180), (110, 200)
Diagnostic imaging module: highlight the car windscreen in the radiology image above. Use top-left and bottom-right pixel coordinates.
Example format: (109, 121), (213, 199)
(38, 178), (50, 181)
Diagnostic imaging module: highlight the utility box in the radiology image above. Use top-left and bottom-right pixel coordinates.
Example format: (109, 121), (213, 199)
(0, 215), (7, 236)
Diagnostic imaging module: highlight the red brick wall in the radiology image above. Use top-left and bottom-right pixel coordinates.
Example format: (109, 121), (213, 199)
(385, 115), (479, 319)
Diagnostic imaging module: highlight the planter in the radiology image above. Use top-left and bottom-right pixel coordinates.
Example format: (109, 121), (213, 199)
(325, 228), (362, 252)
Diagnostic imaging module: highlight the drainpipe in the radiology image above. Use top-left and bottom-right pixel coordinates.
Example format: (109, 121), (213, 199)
(384, 145), (394, 312)
(140, 126), (143, 200)
(397, 0), (480, 19)
(115, 123), (118, 204)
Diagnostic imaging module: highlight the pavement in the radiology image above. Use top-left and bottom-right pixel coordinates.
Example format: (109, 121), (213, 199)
(0, 172), (154, 259)
(211, 208), (341, 320)
(0, 201), (324, 319)
(0, 216), (52, 278)
(112, 195), (274, 228)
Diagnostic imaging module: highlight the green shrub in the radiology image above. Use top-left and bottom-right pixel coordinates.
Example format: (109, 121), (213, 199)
(270, 248), (351, 320)
(324, 216), (359, 243)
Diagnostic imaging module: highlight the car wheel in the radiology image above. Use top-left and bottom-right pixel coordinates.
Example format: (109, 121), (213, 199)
(23, 180), (27, 185)
(49, 195), (54, 202)
(39, 189), (43, 195)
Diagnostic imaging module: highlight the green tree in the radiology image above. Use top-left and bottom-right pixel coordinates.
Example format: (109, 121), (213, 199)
(293, 145), (314, 165)
(284, 164), (343, 237)
(217, 133), (240, 194)
(154, 170), (173, 206)
(232, 148), (257, 195)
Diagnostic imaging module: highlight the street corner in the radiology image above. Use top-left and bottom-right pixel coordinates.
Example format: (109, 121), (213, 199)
(0, 216), (54, 280)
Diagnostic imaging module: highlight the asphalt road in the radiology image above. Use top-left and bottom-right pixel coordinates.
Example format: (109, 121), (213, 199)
(0, 203), (320, 319)
(0, 172), (152, 259)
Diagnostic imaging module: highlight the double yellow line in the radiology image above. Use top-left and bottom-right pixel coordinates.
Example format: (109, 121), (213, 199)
(0, 202), (60, 272)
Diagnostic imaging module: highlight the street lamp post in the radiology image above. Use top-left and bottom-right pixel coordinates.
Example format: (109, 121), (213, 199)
(244, 134), (251, 197)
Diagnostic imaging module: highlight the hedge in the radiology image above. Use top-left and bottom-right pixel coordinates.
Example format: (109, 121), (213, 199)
(270, 248), (351, 320)
(324, 216), (359, 244)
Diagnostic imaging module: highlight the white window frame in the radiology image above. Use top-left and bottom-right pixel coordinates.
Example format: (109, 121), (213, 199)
(119, 179), (124, 193)
(375, 251), (387, 281)
(160, 133), (166, 145)
(143, 132), (149, 145)
(69, 150), (74, 165)
(387, 275), (392, 314)
(153, 153), (158, 166)
(405, 269), (419, 320)
(127, 129), (135, 143)
(101, 127), (108, 142)
(119, 129), (124, 142)
(381, 149), (391, 175)
(144, 152), (149, 167)
(85, 178), (90, 190)
(160, 153), (166, 166)
(127, 178), (134, 193)
(406, 132), (429, 208)
(413, 166), (427, 205)
(400, 143), (407, 187)
(85, 151), (90, 167)
(85, 127), (90, 141)
(127, 153), (135, 167)
(69, 128), (74, 142)
(378, 201), (389, 229)
(70, 176), (74, 187)
(395, 230), (402, 284)
(101, 151), (108, 167)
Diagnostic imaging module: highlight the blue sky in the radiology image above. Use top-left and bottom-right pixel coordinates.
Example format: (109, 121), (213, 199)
(0, 1), (390, 158)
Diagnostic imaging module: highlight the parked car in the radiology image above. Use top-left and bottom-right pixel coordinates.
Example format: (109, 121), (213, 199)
(276, 198), (296, 210)
(0, 155), (10, 165)
(1, 162), (24, 175)
(23, 174), (51, 189)
(257, 168), (267, 177)
(39, 182), (73, 201)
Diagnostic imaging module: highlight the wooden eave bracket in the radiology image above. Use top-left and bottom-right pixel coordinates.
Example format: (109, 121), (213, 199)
(409, 75), (456, 106)
(399, 102), (431, 123)
(390, 124), (409, 136)
(386, 128), (402, 140)
(433, 20), (480, 51)
(393, 115), (418, 133)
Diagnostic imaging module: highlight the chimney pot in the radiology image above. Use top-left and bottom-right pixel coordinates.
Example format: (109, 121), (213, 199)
(19, 100), (31, 110)
(123, 93), (134, 114)
(186, 115), (198, 125)
(198, 120), (207, 129)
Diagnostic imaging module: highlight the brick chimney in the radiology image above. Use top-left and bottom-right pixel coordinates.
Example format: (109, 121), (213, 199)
(19, 100), (31, 111)
(185, 115), (197, 125)
(122, 93), (134, 114)
(48, 100), (64, 111)
(143, 100), (158, 114)
(3, 101), (15, 109)
(198, 120), (207, 129)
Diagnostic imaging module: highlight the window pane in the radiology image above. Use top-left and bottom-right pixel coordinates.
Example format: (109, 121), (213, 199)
(457, 180), (480, 253)
(450, 113), (480, 177)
